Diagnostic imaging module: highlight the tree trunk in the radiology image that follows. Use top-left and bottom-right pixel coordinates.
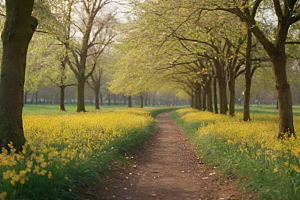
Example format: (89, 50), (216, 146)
(77, 74), (86, 112)
(202, 88), (206, 111)
(60, 86), (66, 111)
(100, 92), (103, 105)
(128, 96), (132, 107)
(213, 77), (218, 114)
(140, 95), (144, 108)
(207, 82), (213, 112)
(218, 77), (227, 114)
(242, 8), (296, 137)
(199, 86), (202, 110)
(94, 86), (100, 109)
(0, 0), (38, 151)
(195, 90), (200, 110)
(35, 91), (38, 105)
(95, 94), (100, 109)
(272, 53), (295, 138)
(191, 94), (195, 108)
(243, 30), (252, 121)
(228, 70), (235, 117)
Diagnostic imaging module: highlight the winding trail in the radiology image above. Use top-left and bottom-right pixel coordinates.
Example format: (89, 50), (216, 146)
(98, 112), (244, 200)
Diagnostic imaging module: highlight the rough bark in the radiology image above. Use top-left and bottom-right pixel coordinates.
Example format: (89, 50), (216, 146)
(213, 77), (218, 114)
(77, 73), (86, 112)
(243, 30), (252, 121)
(0, 0), (38, 151)
(218, 77), (227, 114)
(60, 86), (66, 111)
(272, 53), (295, 138)
(228, 71), (235, 116)
(94, 87), (100, 109)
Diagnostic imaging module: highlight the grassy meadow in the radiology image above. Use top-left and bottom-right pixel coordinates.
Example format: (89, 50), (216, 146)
(171, 105), (300, 200)
(22, 104), (140, 116)
(0, 105), (178, 200)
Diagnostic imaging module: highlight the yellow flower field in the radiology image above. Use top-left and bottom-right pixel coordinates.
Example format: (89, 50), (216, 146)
(0, 109), (153, 199)
(177, 108), (300, 173)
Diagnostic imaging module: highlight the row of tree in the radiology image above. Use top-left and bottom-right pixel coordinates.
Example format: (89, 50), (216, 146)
(111, 0), (300, 139)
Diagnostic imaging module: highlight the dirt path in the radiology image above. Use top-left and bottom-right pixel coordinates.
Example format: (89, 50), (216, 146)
(97, 112), (245, 200)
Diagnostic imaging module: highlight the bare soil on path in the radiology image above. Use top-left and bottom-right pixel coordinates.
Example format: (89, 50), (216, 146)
(97, 112), (248, 200)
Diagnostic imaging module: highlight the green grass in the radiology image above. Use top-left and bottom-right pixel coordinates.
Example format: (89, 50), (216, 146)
(22, 104), (179, 116)
(24, 103), (300, 116)
(22, 104), (130, 116)
(234, 104), (300, 116)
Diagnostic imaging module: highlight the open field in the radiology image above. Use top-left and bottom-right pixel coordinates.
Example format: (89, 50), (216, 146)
(235, 104), (300, 116)
(22, 103), (300, 116)
(22, 104), (145, 116)
(22, 104), (182, 116)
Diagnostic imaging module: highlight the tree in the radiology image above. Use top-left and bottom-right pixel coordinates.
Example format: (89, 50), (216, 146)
(45, 48), (77, 111)
(213, 0), (300, 137)
(0, 0), (38, 151)
(88, 65), (104, 109)
(66, 0), (116, 112)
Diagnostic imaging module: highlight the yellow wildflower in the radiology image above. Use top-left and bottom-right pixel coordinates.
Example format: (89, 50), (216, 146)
(0, 192), (7, 200)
